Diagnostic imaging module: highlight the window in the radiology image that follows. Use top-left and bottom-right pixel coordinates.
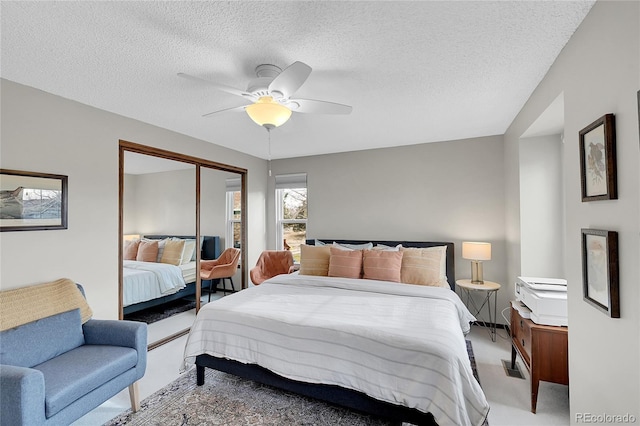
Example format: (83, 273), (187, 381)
(276, 173), (307, 262)
(225, 178), (242, 249)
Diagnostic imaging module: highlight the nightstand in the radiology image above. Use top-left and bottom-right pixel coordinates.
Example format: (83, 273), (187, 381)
(456, 279), (501, 341)
(510, 305), (568, 413)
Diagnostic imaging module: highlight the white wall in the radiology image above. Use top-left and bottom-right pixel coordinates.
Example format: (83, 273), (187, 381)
(123, 173), (138, 234)
(272, 135), (510, 321)
(131, 168), (197, 236)
(0, 79), (268, 319)
(519, 134), (565, 277)
(125, 167), (240, 244)
(504, 1), (639, 420)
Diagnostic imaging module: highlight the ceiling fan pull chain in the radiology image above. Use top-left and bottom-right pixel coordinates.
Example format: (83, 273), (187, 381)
(267, 128), (272, 177)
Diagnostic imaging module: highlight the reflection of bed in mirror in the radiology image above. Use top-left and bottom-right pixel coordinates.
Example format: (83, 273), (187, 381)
(122, 235), (220, 315)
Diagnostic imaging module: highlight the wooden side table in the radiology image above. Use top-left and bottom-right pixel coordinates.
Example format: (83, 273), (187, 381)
(456, 279), (500, 341)
(511, 305), (568, 413)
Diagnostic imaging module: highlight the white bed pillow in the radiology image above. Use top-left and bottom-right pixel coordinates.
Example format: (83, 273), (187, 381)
(191, 236), (205, 261)
(332, 242), (373, 251)
(372, 243), (402, 251)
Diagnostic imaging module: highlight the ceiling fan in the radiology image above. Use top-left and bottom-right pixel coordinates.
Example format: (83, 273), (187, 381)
(178, 61), (352, 129)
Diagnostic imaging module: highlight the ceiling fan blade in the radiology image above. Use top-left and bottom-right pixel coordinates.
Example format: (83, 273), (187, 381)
(202, 104), (249, 118)
(268, 61), (312, 99)
(289, 98), (353, 115)
(177, 73), (253, 99)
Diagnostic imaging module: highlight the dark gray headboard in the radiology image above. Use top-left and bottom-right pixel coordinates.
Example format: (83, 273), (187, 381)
(306, 239), (455, 290)
(143, 235), (221, 260)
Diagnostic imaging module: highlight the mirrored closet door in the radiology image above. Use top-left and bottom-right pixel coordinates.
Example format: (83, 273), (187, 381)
(119, 140), (247, 349)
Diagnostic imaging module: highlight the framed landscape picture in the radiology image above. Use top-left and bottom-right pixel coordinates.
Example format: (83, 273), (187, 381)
(579, 114), (617, 201)
(581, 228), (619, 318)
(0, 169), (68, 232)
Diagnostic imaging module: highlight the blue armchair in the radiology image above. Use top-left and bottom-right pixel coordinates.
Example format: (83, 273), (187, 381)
(0, 284), (147, 426)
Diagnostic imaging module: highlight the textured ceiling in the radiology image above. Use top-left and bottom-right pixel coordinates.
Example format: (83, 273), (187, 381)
(1, 1), (594, 160)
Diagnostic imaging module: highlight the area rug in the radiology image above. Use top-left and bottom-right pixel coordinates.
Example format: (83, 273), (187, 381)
(105, 341), (481, 426)
(123, 299), (196, 324)
(467, 339), (481, 385)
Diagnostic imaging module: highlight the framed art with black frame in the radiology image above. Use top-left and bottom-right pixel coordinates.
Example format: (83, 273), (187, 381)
(581, 228), (619, 318)
(579, 113), (617, 201)
(0, 169), (68, 232)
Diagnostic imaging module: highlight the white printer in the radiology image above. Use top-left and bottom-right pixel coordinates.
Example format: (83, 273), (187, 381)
(515, 276), (568, 326)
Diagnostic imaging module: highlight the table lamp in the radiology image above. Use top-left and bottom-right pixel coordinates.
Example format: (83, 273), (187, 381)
(462, 242), (491, 284)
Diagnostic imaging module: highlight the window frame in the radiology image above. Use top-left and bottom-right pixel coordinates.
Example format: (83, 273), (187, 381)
(275, 173), (307, 255)
(225, 190), (241, 250)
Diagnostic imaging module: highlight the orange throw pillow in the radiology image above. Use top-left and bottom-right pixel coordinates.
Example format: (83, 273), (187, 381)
(328, 247), (363, 279)
(123, 240), (140, 260)
(362, 250), (403, 282)
(136, 239), (159, 262)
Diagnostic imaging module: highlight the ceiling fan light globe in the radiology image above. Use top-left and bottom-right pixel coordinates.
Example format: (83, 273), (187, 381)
(246, 96), (292, 128)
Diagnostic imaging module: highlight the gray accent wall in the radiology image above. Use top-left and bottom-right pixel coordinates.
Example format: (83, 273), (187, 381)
(271, 135), (509, 320)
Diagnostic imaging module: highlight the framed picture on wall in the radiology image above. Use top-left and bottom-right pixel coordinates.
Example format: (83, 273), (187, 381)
(581, 228), (619, 318)
(579, 113), (617, 201)
(0, 169), (68, 232)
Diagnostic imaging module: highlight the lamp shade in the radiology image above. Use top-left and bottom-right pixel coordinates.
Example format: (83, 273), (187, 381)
(462, 242), (491, 260)
(245, 96), (292, 129)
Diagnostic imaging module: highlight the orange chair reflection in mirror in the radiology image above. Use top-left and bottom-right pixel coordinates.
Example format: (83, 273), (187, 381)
(200, 247), (241, 300)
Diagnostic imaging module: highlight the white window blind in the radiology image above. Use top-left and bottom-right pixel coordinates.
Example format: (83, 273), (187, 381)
(275, 173), (307, 189)
(225, 177), (241, 192)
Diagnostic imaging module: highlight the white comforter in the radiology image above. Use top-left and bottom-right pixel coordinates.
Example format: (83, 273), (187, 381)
(182, 274), (490, 426)
(122, 260), (187, 306)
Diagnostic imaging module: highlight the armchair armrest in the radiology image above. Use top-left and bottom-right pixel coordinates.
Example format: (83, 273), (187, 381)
(82, 319), (147, 380)
(200, 259), (222, 268)
(1, 365), (46, 425)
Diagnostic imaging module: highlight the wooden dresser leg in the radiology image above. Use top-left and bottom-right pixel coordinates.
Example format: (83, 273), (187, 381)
(129, 382), (140, 412)
(531, 372), (540, 414)
(511, 345), (517, 369)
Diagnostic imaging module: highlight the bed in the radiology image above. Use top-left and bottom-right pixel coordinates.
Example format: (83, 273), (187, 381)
(182, 239), (490, 425)
(122, 235), (220, 315)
